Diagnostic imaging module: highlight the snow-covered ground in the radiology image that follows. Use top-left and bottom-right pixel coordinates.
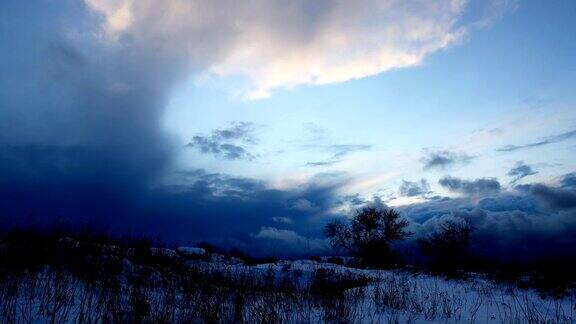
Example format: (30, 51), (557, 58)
(219, 259), (576, 323)
(1, 248), (574, 323)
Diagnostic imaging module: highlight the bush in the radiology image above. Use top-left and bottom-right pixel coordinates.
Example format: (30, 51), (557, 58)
(325, 207), (412, 267)
(418, 219), (473, 273)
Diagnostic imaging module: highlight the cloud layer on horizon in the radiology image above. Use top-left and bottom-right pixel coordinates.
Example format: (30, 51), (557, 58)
(401, 172), (576, 261)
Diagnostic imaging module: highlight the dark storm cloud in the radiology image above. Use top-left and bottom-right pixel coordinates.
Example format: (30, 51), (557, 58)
(421, 150), (476, 170)
(496, 129), (576, 152)
(399, 179), (431, 197)
(438, 176), (501, 195)
(0, 1), (182, 229)
(0, 1), (301, 254)
(507, 161), (537, 184)
(0, 2), (347, 257)
(187, 122), (256, 160)
(130, 169), (348, 256)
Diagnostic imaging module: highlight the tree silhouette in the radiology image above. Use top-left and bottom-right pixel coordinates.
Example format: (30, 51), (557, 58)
(325, 207), (412, 267)
(419, 219), (473, 272)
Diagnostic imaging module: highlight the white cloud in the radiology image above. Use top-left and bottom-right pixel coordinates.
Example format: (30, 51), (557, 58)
(272, 216), (293, 224)
(289, 198), (318, 212)
(86, 0), (513, 99)
(86, 0), (134, 34)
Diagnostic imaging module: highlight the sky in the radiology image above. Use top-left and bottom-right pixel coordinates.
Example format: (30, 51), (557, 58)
(1, 0), (575, 257)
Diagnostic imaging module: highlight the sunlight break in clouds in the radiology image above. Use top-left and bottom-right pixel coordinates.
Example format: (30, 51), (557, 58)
(85, 0), (512, 99)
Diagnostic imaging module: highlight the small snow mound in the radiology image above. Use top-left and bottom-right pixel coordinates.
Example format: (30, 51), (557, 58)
(150, 248), (177, 258)
(319, 256), (356, 265)
(122, 258), (134, 272)
(58, 237), (79, 248)
(293, 260), (318, 266)
(177, 246), (206, 256)
(229, 257), (244, 265)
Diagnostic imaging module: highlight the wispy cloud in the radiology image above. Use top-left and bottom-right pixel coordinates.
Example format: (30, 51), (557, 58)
(302, 122), (327, 142)
(306, 144), (371, 167)
(497, 129), (576, 152)
(421, 150), (476, 170)
(186, 122), (257, 160)
(507, 161), (538, 185)
(439, 176), (501, 195)
(306, 161), (338, 167)
(399, 179), (431, 197)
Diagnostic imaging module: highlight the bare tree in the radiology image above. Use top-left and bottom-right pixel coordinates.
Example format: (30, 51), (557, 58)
(419, 219), (473, 272)
(325, 207), (412, 267)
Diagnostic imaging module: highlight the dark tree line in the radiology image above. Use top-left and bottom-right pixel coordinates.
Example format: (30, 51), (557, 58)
(328, 210), (575, 294)
(325, 207), (473, 270)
